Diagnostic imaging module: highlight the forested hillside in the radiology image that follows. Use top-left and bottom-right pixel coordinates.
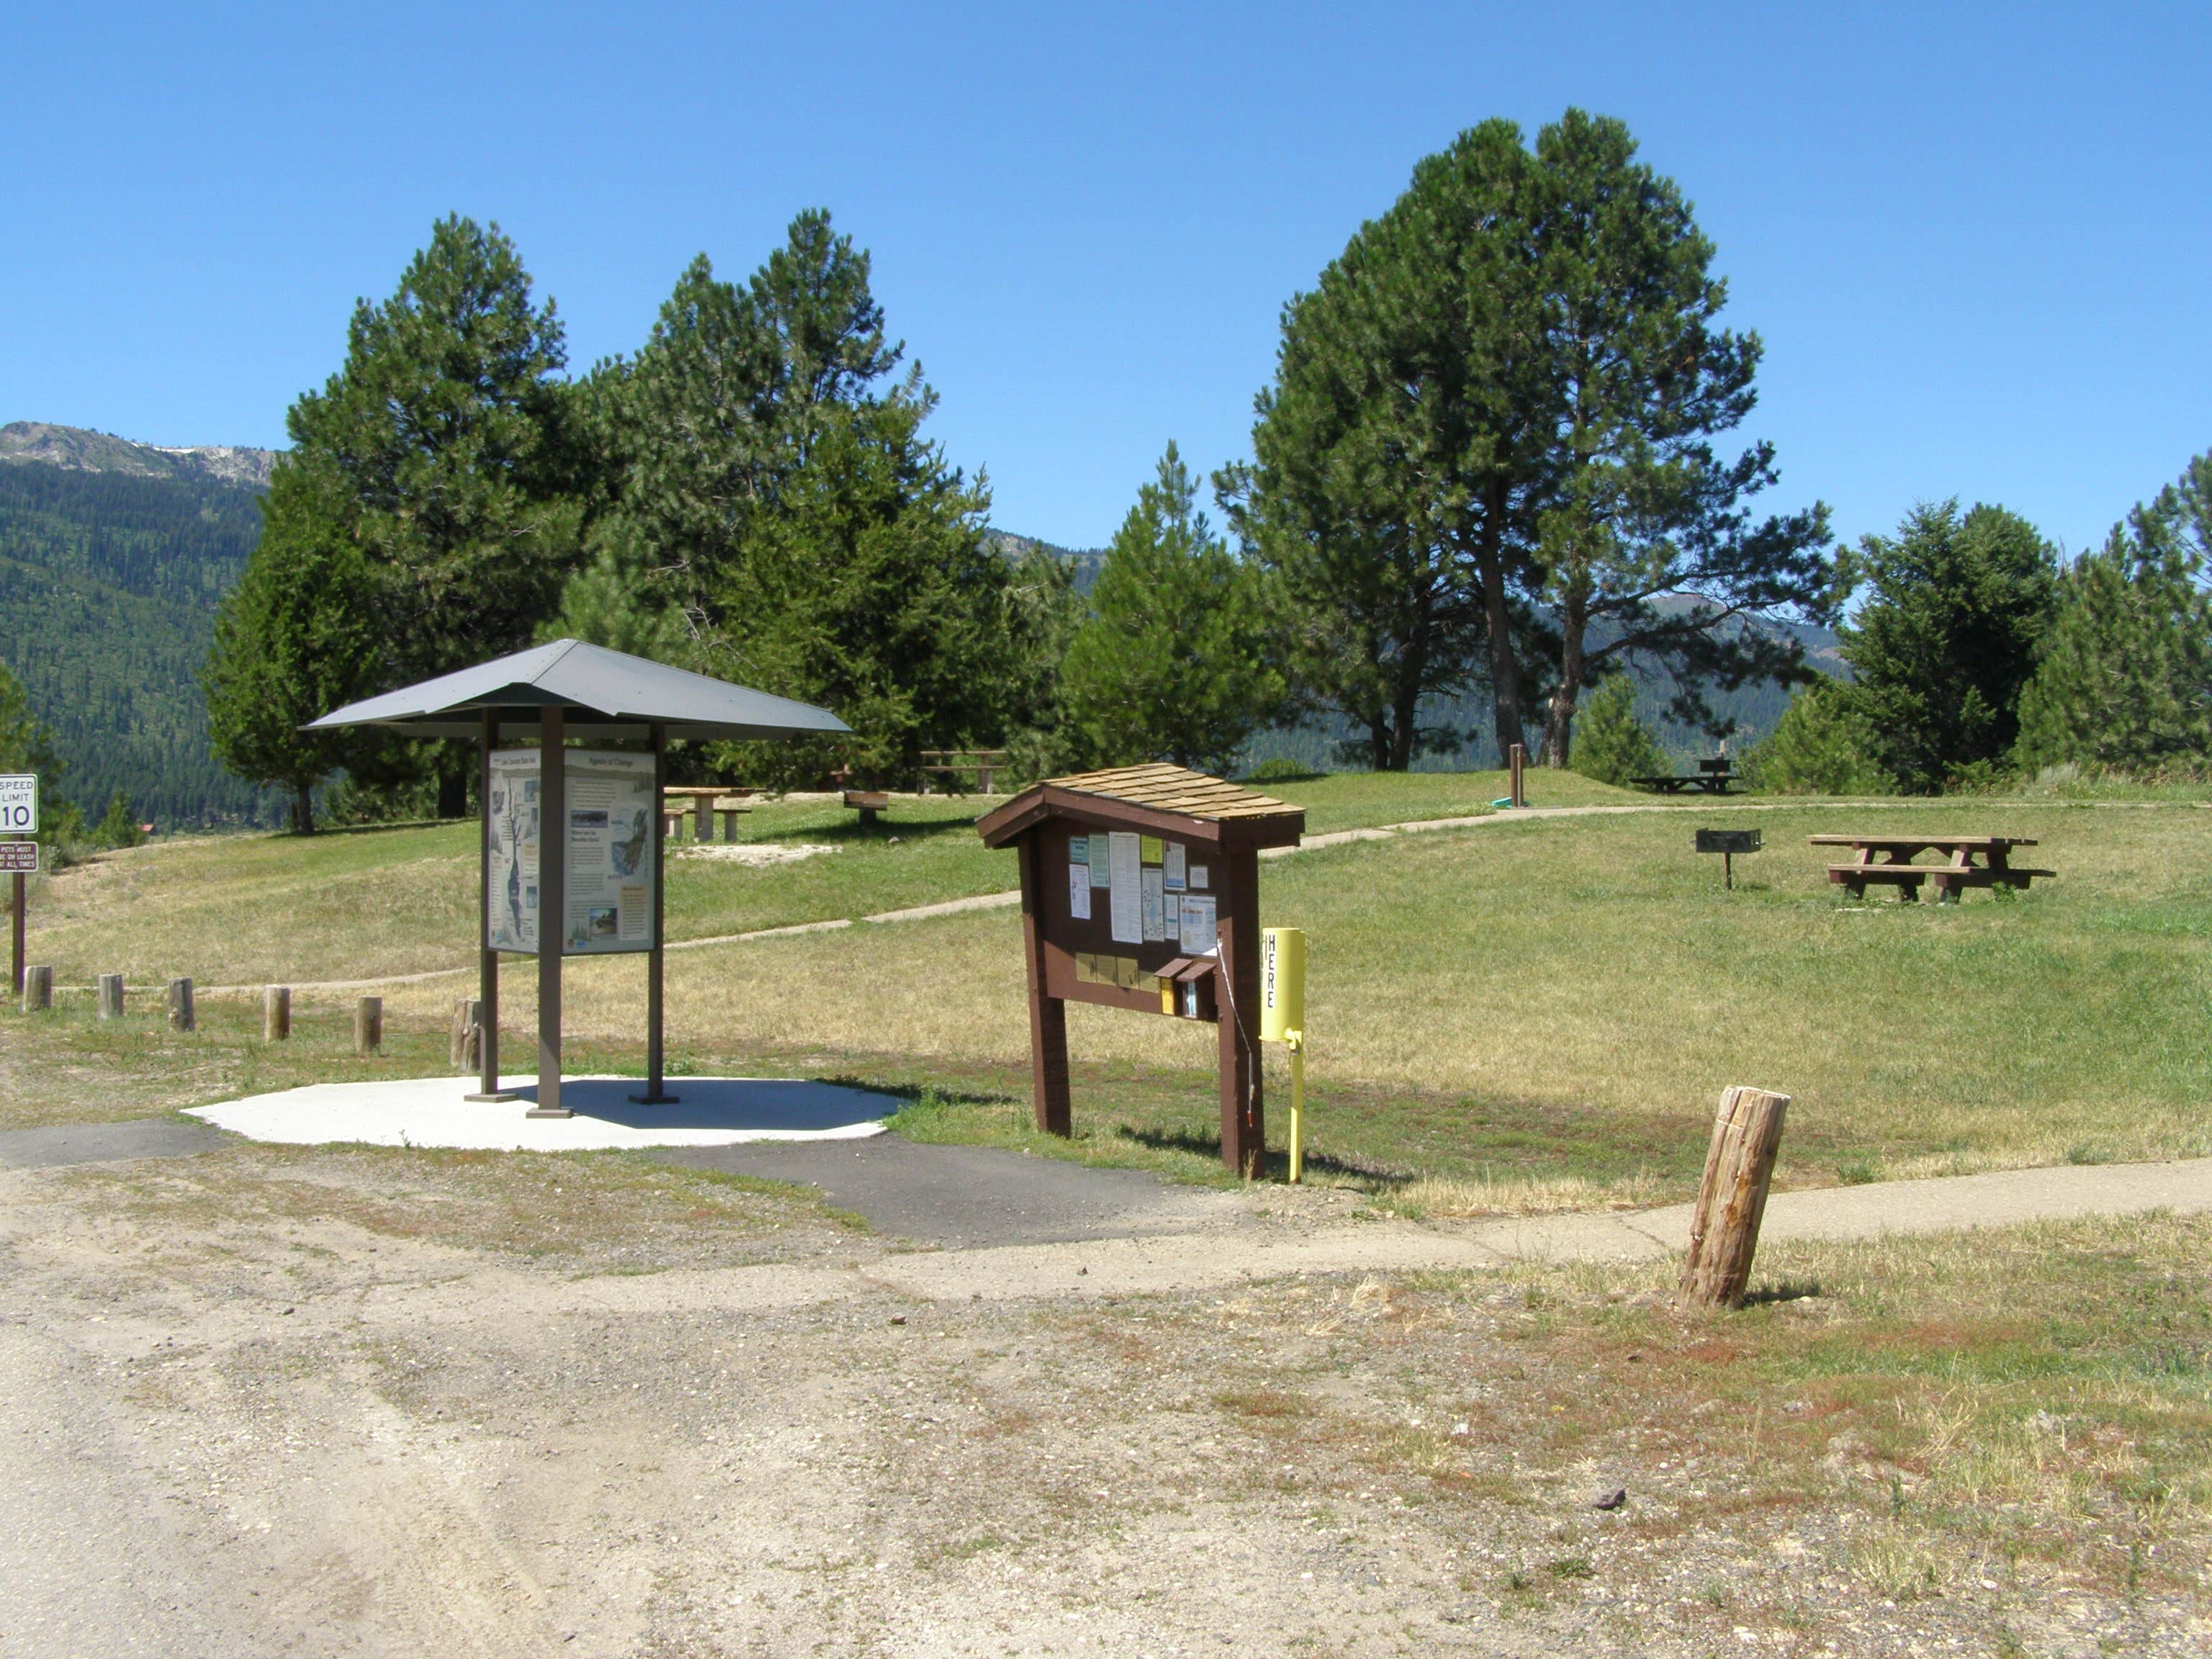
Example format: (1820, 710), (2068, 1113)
(0, 453), (283, 825)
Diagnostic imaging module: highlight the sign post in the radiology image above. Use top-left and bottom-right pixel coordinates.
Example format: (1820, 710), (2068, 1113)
(1694, 827), (1762, 890)
(1, 774), (37, 997)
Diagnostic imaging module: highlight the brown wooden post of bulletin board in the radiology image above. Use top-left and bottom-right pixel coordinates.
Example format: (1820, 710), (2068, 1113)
(978, 765), (1304, 1178)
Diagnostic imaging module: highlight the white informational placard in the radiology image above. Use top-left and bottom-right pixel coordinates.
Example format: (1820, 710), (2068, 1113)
(1107, 831), (1142, 944)
(0, 774), (37, 835)
(485, 748), (657, 956)
(1178, 894), (1217, 953)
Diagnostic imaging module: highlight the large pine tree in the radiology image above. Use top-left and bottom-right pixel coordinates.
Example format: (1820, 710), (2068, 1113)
(1840, 501), (2056, 791)
(557, 212), (1037, 787)
(208, 216), (581, 824)
(2015, 453), (2212, 773)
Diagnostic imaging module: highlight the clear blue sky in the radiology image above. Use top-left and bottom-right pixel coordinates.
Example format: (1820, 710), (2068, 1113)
(5, 2), (2208, 557)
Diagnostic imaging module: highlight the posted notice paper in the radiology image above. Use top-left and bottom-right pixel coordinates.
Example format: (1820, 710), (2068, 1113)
(1069, 861), (1092, 920)
(1108, 831), (1143, 943)
(1141, 867), (1166, 941)
(1178, 894), (1218, 952)
(1164, 843), (1187, 891)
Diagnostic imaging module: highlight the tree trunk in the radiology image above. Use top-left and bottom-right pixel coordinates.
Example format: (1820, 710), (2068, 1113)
(1367, 716), (1390, 772)
(290, 786), (315, 835)
(1539, 581), (1590, 768)
(1473, 503), (1526, 763)
(437, 763), (469, 821)
(1388, 700), (1417, 770)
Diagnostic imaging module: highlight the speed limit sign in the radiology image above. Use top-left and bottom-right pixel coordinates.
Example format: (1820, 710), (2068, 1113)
(0, 775), (34, 835)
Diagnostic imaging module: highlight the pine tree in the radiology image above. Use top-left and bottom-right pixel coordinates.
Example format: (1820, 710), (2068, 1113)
(203, 459), (383, 832)
(1740, 678), (1891, 793)
(2015, 452), (2212, 772)
(1523, 112), (1834, 767)
(1565, 675), (1664, 786)
(570, 213), (1037, 788)
(1840, 501), (2056, 791)
(283, 215), (582, 814)
(1061, 444), (1287, 775)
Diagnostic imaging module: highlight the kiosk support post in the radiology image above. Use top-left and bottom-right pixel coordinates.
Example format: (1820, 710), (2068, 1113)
(528, 706), (570, 1118)
(1017, 829), (1071, 1135)
(632, 722), (675, 1105)
(466, 706), (516, 1101)
(1217, 846), (1264, 1179)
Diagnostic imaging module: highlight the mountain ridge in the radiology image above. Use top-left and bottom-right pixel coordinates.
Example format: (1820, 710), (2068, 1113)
(1, 421), (277, 489)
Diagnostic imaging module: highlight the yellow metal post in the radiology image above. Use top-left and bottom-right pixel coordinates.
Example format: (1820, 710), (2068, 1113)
(1261, 927), (1308, 1183)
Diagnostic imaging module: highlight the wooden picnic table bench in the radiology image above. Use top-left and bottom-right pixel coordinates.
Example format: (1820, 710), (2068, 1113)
(1630, 763), (1736, 796)
(842, 789), (891, 824)
(919, 749), (1009, 793)
(662, 785), (758, 843)
(1809, 833), (2054, 902)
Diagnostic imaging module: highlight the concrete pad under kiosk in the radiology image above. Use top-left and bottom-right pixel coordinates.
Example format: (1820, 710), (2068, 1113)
(187, 1075), (896, 1152)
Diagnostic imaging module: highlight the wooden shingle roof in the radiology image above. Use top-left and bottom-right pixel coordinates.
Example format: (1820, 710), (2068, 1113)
(976, 763), (1305, 849)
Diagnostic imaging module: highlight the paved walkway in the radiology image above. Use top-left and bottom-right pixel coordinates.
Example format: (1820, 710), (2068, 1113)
(4, 1110), (2205, 1301)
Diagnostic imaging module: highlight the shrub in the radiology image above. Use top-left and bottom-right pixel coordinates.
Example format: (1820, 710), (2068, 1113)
(1567, 677), (1664, 786)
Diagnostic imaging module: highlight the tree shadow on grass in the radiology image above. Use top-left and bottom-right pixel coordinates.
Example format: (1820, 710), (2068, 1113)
(1115, 1123), (1414, 1187)
(1740, 1280), (1824, 1306)
(816, 1075), (1018, 1109)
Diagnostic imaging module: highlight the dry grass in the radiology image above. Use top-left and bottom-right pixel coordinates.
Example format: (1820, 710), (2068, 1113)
(13, 786), (2212, 1205)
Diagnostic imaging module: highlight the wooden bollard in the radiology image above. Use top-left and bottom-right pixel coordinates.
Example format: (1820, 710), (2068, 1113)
(96, 973), (125, 1020)
(263, 985), (290, 1043)
(450, 997), (482, 1071)
(355, 995), (382, 1055)
(1680, 1086), (1791, 1308)
(22, 963), (53, 1012)
(168, 976), (195, 1032)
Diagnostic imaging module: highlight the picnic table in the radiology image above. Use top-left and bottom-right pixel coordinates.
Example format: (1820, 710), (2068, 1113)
(1809, 834), (2053, 902)
(662, 785), (757, 843)
(1630, 757), (1736, 796)
(919, 748), (1008, 793)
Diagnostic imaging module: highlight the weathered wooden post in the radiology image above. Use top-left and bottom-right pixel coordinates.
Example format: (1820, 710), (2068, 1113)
(96, 973), (125, 1020)
(1509, 742), (1527, 810)
(1680, 1086), (1792, 1308)
(451, 996), (483, 1072)
(355, 995), (382, 1055)
(167, 976), (194, 1031)
(22, 963), (52, 1012)
(263, 985), (290, 1043)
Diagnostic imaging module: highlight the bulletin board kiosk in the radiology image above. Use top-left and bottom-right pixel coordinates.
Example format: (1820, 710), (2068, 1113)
(976, 765), (1305, 1178)
(309, 638), (848, 1117)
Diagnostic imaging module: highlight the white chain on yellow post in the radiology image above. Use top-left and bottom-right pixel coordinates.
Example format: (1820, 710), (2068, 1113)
(1260, 928), (1307, 1182)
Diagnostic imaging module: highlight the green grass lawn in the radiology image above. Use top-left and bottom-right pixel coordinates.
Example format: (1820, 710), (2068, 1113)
(14, 775), (2212, 1209)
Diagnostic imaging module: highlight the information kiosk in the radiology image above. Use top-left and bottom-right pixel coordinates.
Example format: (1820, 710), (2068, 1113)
(309, 639), (848, 1117)
(976, 765), (1305, 1177)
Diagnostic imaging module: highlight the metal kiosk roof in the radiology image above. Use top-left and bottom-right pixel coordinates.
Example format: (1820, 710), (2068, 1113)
(976, 764), (1305, 1177)
(312, 639), (850, 1119)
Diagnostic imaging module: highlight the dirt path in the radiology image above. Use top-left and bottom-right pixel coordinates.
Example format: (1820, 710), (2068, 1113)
(1, 1140), (2204, 1657)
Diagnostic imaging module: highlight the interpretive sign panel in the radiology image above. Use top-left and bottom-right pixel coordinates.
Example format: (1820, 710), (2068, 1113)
(487, 748), (656, 955)
(0, 774), (36, 835)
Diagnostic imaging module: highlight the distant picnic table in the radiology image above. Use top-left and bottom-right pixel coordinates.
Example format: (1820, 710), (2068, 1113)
(662, 786), (758, 843)
(1630, 757), (1736, 796)
(919, 749), (1009, 793)
(1809, 833), (2054, 902)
